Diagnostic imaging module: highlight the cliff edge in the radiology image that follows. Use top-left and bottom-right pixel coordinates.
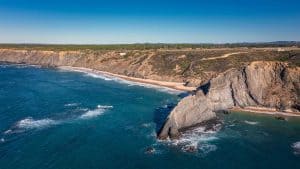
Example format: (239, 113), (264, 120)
(158, 61), (300, 139)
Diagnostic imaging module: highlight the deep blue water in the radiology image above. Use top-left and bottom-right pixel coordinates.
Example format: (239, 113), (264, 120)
(0, 64), (300, 169)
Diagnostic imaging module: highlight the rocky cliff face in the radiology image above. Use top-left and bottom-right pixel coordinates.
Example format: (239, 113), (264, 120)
(158, 61), (300, 139)
(0, 49), (188, 84)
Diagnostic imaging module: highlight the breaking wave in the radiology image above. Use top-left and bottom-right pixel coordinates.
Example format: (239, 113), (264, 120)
(3, 117), (59, 135)
(3, 104), (113, 135)
(84, 72), (113, 81)
(16, 117), (58, 129)
(80, 105), (113, 119)
(64, 103), (79, 107)
(292, 141), (300, 155)
(97, 105), (113, 109)
(58, 66), (182, 95)
(244, 120), (259, 125)
(163, 123), (222, 154)
(0, 63), (41, 69)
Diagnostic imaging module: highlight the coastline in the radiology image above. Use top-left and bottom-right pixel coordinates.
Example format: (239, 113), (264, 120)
(2, 63), (299, 118)
(230, 106), (300, 117)
(58, 66), (196, 92)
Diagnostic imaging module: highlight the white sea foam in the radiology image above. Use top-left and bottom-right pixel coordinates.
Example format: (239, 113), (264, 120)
(142, 123), (152, 128)
(198, 144), (218, 155)
(3, 104), (112, 135)
(97, 105), (113, 109)
(164, 125), (220, 154)
(80, 105), (112, 119)
(58, 66), (182, 95)
(0, 64), (41, 69)
(292, 141), (300, 155)
(0, 138), (5, 143)
(244, 120), (259, 125)
(64, 103), (79, 107)
(3, 129), (12, 134)
(16, 117), (58, 130)
(84, 72), (113, 81)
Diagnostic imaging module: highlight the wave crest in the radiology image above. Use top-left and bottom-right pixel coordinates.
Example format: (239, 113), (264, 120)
(163, 123), (221, 154)
(244, 120), (259, 125)
(80, 105), (113, 119)
(16, 117), (58, 129)
(292, 141), (300, 155)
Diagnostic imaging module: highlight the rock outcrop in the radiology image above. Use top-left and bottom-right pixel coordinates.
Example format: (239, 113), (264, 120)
(158, 61), (300, 139)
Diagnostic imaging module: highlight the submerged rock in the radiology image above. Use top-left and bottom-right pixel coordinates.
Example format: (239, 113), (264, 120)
(275, 116), (286, 121)
(183, 145), (197, 153)
(145, 147), (155, 154)
(158, 61), (300, 139)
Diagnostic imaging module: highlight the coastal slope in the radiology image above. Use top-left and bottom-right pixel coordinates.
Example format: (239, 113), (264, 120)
(158, 61), (300, 139)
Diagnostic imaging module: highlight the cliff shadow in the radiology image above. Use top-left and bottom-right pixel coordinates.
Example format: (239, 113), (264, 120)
(153, 102), (176, 133)
(197, 81), (211, 95)
(153, 92), (190, 133)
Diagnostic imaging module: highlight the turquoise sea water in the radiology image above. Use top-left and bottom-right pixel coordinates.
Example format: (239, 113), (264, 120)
(0, 64), (300, 169)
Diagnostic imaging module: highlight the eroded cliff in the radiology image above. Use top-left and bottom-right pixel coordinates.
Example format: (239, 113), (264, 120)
(1, 48), (299, 87)
(158, 61), (300, 139)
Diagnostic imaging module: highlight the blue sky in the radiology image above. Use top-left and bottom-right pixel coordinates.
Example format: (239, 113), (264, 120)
(0, 0), (300, 44)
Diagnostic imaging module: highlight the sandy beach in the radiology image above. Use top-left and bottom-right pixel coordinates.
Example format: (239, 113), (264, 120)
(59, 66), (300, 117)
(59, 66), (196, 92)
(230, 106), (300, 117)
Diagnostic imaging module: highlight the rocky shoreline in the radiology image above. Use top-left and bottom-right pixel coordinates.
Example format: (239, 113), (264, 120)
(158, 61), (300, 139)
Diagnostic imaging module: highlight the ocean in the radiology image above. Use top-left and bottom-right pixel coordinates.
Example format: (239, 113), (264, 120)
(0, 64), (300, 169)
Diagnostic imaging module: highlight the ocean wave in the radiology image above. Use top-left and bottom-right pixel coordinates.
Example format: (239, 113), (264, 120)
(141, 123), (152, 128)
(292, 141), (300, 155)
(97, 105), (113, 109)
(58, 67), (182, 95)
(244, 120), (259, 125)
(64, 103), (79, 107)
(0, 63), (41, 69)
(198, 144), (218, 155)
(0, 138), (5, 143)
(3, 104), (113, 136)
(84, 72), (113, 81)
(3, 117), (59, 135)
(163, 124), (221, 154)
(80, 105), (113, 119)
(16, 117), (58, 130)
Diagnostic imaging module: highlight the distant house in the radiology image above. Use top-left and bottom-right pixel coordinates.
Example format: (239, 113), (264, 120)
(119, 52), (127, 56)
(277, 48), (285, 52)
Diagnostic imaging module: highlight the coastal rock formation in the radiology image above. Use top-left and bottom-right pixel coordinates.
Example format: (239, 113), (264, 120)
(158, 61), (300, 139)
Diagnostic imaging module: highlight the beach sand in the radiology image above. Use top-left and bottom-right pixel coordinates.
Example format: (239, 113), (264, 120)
(59, 66), (196, 92)
(230, 106), (300, 117)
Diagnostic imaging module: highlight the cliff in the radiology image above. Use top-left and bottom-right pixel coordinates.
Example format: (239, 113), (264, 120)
(1, 48), (299, 87)
(0, 49), (199, 85)
(158, 61), (300, 139)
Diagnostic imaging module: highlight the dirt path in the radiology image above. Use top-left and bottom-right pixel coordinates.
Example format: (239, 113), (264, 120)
(201, 52), (248, 61)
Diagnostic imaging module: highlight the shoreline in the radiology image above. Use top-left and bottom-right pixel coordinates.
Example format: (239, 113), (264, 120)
(59, 66), (196, 92)
(2, 63), (299, 118)
(230, 106), (300, 117)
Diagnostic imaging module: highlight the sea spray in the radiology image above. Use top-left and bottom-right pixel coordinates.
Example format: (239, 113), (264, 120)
(80, 105), (113, 119)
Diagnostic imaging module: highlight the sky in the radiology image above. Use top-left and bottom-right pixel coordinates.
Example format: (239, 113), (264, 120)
(0, 0), (300, 44)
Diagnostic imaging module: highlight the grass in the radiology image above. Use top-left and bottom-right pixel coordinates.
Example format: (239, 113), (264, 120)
(0, 42), (300, 51)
